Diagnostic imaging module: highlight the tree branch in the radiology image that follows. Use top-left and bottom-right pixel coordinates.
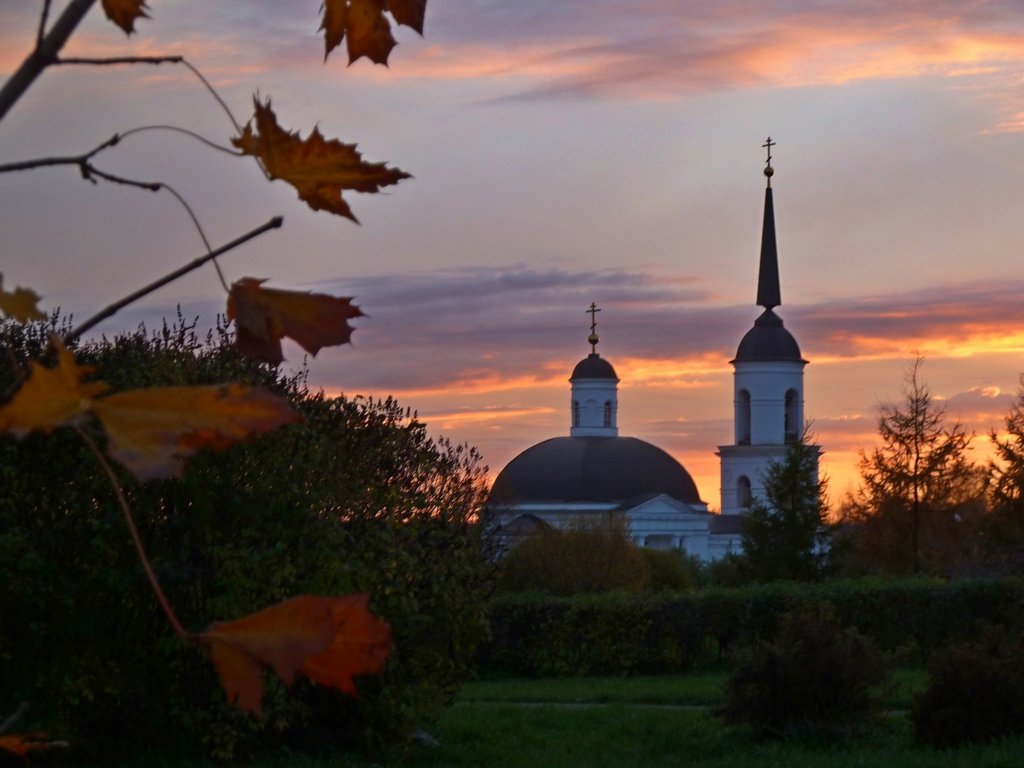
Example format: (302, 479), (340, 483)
(57, 55), (184, 66)
(66, 216), (284, 342)
(0, 0), (98, 123)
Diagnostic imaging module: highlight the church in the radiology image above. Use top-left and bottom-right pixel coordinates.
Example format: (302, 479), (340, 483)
(487, 143), (818, 560)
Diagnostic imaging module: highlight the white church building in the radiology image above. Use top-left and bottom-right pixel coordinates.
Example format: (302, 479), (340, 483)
(487, 145), (819, 560)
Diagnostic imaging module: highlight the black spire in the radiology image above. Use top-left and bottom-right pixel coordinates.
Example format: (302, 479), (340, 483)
(756, 137), (780, 310)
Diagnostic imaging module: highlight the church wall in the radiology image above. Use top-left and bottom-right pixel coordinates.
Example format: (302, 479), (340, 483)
(733, 360), (805, 445)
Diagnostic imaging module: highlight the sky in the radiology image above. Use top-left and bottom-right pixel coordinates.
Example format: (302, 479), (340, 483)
(3, 1), (1024, 508)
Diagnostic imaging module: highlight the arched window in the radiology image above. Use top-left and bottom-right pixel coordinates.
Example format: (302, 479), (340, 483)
(784, 389), (798, 443)
(603, 400), (612, 427)
(737, 476), (753, 509)
(738, 389), (751, 445)
(572, 400), (580, 427)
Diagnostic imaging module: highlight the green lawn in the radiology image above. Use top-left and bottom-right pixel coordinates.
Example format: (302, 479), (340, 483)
(90, 672), (1024, 768)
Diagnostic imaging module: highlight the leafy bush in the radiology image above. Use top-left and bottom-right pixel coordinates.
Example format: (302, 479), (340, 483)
(911, 627), (1024, 747)
(641, 548), (697, 592)
(497, 513), (649, 595)
(0, 319), (494, 759)
(718, 606), (889, 739)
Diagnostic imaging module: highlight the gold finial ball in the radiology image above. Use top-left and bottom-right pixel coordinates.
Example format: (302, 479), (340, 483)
(764, 164), (774, 178)
(588, 332), (599, 346)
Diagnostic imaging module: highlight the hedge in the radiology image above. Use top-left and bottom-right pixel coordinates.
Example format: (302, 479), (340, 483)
(479, 579), (1024, 676)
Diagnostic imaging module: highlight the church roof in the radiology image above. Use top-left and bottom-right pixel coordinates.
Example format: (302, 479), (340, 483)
(570, 353), (618, 381)
(489, 436), (703, 505)
(734, 308), (804, 362)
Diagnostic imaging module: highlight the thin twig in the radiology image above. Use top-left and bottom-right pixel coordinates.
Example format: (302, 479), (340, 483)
(0, 0), (97, 123)
(182, 59), (242, 135)
(0, 701), (29, 734)
(75, 425), (189, 638)
(118, 125), (243, 156)
(57, 55), (184, 66)
(37, 0), (53, 48)
(66, 216), (284, 342)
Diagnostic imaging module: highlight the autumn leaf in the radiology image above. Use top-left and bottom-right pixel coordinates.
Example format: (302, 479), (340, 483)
(199, 594), (392, 715)
(233, 97), (410, 222)
(0, 275), (45, 324)
(321, 0), (426, 65)
(92, 383), (300, 481)
(228, 278), (363, 364)
(0, 337), (108, 437)
(101, 0), (150, 35)
(0, 733), (64, 765)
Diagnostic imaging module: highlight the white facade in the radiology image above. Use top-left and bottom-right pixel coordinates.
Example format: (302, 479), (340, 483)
(570, 376), (619, 437)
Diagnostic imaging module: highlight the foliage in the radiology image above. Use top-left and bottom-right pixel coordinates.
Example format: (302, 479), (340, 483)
(718, 605), (890, 740)
(840, 359), (986, 576)
(496, 513), (650, 596)
(982, 378), (1024, 573)
(640, 548), (697, 592)
(740, 436), (831, 582)
(480, 578), (1024, 677)
(911, 626), (1024, 747)
(0, 320), (493, 758)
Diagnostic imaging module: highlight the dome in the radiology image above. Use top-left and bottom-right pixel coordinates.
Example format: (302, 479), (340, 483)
(570, 353), (618, 380)
(734, 309), (804, 362)
(489, 436), (702, 504)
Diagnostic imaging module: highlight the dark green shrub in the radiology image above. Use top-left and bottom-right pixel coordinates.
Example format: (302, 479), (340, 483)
(0, 319), (494, 759)
(496, 513), (649, 595)
(718, 605), (889, 739)
(640, 548), (696, 592)
(911, 627), (1024, 747)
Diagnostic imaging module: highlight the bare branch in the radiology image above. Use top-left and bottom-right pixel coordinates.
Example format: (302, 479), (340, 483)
(0, 701), (29, 734)
(117, 125), (242, 156)
(0, 0), (97, 123)
(57, 55), (184, 66)
(37, 0), (53, 47)
(66, 216), (284, 342)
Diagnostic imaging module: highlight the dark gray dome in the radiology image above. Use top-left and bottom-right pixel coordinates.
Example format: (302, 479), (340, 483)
(570, 354), (618, 381)
(734, 309), (804, 362)
(489, 436), (702, 504)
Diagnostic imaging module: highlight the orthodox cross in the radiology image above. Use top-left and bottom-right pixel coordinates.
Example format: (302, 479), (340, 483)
(762, 136), (775, 186)
(586, 302), (601, 353)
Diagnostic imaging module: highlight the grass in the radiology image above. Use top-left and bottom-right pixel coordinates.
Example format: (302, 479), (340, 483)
(86, 671), (1024, 768)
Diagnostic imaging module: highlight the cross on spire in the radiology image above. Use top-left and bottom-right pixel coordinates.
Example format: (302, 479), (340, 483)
(586, 302), (601, 353)
(762, 136), (775, 187)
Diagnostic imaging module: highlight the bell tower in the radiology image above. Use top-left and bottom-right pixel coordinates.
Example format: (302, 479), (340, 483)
(718, 140), (816, 515)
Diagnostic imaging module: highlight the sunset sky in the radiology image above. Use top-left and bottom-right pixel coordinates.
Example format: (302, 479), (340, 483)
(3, 1), (1024, 508)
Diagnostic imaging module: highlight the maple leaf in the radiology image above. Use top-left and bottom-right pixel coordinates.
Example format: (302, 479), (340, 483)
(199, 594), (392, 715)
(232, 97), (410, 222)
(101, 0), (150, 35)
(91, 383), (301, 481)
(0, 275), (45, 324)
(0, 337), (108, 437)
(227, 278), (363, 365)
(321, 0), (427, 65)
(0, 733), (64, 765)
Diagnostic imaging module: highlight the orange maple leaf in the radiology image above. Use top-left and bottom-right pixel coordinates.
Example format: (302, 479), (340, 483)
(92, 383), (301, 481)
(0, 275), (45, 324)
(227, 278), (363, 365)
(0, 733), (62, 765)
(101, 0), (150, 35)
(232, 97), (410, 222)
(321, 0), (426, 65)
(199, 594), (392, 715)
(0, 337), (108, 437)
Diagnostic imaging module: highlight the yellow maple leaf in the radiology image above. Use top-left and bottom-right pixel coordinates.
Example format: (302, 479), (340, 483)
(92, 383), (301, 481)
(227, 277), (363, 364)
(101, 0), (150, 35)
(199, 594), (392, 715)
(0, 337), (108, 437)
(233, 97), (410, 222)
(0, 274), (45, 324)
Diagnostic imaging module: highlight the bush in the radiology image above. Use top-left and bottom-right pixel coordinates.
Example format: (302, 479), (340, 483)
(497, 513), (649, 595)
(718, 605), (889, 739)
(0, 319), (494, 759)
(911, 627), (1024, 747)
(640, 548), (696, 592)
